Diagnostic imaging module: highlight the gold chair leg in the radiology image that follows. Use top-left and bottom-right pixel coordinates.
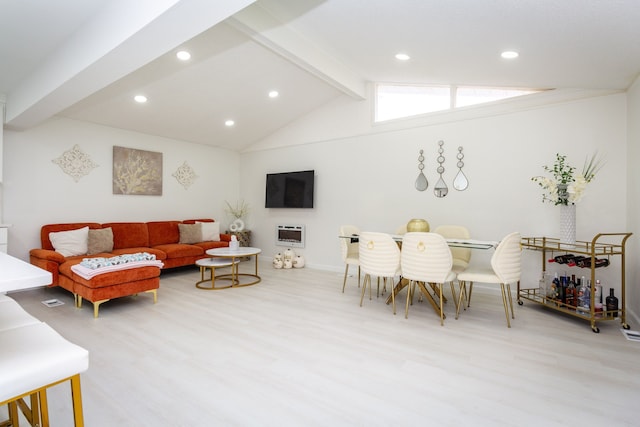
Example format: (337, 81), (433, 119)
(467, 282), (474, 307)
(405, 280), (412, 319)
(8, 401), (19, 427)
(15, 393), (40, 427)
(449, 281), (458, 312)
(342, 264), (350, 293)
(70, 374), (84, 427)
(39, 388), (50, 427)
(439, 283), (445, 326)
(500, 284), (511, 328)
(455, 281), (468, 319)
(507, 283), (515, 319)
(389, 277), (396, 315)
(360, 275), (369, 306)
(357, 266), (361, 288)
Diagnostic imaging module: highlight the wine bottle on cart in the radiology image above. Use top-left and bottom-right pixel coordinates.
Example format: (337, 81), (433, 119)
(594, 280), (603, 317)
(605, 288), (619, 318)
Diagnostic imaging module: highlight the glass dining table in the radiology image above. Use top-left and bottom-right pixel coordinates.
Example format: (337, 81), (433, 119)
(338, 233), (498, 314)
(339, 234), (497, 250)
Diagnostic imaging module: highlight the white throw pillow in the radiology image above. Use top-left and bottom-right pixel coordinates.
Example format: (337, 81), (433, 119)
(197, 221), (220, 242)
(49, 226), (89, 257)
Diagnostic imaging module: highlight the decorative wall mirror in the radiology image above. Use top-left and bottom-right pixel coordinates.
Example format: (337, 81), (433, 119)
(415, 149), (428, 191)
(453, 146), (469, 191)
(434, 140), (448, 197)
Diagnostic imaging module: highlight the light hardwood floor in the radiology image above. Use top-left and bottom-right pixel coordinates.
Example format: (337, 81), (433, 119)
(3, 261), (640, 426)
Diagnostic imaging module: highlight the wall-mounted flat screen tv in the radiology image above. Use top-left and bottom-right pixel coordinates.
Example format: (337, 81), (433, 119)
(265, 170), (315, 208)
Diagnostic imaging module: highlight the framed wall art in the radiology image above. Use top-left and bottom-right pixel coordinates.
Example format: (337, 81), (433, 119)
(112, 146), (163, 195)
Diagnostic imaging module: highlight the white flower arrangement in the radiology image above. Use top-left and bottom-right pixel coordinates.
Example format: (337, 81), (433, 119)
(532, 153), (603, 206)
(224, 200), (249, 219)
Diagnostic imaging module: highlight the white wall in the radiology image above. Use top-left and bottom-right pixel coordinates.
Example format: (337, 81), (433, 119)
(626, 75), (640, 324)
(3, 116), (241, 260)
(240, 91), (631, 313)
(1, 90), (634, 318)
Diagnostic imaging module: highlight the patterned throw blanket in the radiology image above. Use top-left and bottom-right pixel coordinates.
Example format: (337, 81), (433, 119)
(79, 252), (157, 269)
(71, 252), (163, 280)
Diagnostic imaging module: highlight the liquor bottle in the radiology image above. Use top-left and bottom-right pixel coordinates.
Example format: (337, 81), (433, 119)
(576, 277), (587, 314)
(558, 275), (567, 304)
(594, 280), (603, 317)
(565, 275), (576, 308)
(606, 288), (619, 318)
(538, 271), (548, 298)
(549, 272), (560, 300)
(583, 278), (591, 311)
(576, 258), (610, 268)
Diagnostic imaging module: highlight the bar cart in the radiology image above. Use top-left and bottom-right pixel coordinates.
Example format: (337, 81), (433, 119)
(519, 233), (632, 333)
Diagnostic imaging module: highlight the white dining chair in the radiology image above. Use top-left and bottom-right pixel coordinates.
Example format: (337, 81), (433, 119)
(401, 232), (457, 325)
(456, 232), (522, 327)
(339, 225), (361, 292)
(434, 225), (472, 273)
(358, 232), (401, 314)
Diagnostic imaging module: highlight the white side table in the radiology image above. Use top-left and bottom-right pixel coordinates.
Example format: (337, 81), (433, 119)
(195, 257), (239, 290)
(207, 247), (262, 287)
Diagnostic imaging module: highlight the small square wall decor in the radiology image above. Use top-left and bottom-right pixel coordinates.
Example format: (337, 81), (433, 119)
(112, 146), (163, 195)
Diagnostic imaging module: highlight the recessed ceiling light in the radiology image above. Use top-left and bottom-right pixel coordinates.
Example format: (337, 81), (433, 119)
(395, 53), (410, 61)
(268, 90), (279, 98)
(225, 120), (235, 127)
(176, 50), (191, 61)
(134, 95), (147, 103)
(501, 51), (519, 59)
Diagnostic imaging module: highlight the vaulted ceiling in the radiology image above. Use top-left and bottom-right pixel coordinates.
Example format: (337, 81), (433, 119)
(2, 0), (640, 151)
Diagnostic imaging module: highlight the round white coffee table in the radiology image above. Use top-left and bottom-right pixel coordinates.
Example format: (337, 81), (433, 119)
(206, 247), (262, 287)
(195, 257), (240, 290)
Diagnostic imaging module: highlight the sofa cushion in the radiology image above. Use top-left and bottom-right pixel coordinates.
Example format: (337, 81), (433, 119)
(49, 226), (89, 257)
(178, 223), (202, 244)
(103, 223), (149, 249)
(197, 221), (220, 241)
(194, 241), (229, 251)
(147, 221), (180, 246)
(87, 227), (114, 255)
(40, 223), (102, 251)
(153, 243), (204, 259)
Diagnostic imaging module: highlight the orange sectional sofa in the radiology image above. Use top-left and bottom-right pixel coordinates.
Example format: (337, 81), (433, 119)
(29, 219), (230, 316)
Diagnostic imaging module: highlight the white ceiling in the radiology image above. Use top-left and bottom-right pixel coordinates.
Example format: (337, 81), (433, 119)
(2, 0), (640, 151)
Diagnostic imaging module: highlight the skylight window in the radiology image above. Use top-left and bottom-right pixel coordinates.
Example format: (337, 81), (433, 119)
(375, 84), (541, 122)
(375, 85), (450, 122)
(454, 87), (538, 108)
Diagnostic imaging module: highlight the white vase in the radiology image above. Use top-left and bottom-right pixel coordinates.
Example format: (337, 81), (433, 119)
(559, 204), (576, 245)
(231, 218), (245, 232)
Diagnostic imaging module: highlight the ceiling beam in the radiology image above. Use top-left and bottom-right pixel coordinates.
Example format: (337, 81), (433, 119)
(5, 0), (256, 130)
(227, 4), (366, 101)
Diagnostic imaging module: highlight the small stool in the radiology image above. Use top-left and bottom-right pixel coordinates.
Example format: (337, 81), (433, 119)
(0, 322), (89, 427)
(195, 258), (239, 290)
(0, 296), (42, 427)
